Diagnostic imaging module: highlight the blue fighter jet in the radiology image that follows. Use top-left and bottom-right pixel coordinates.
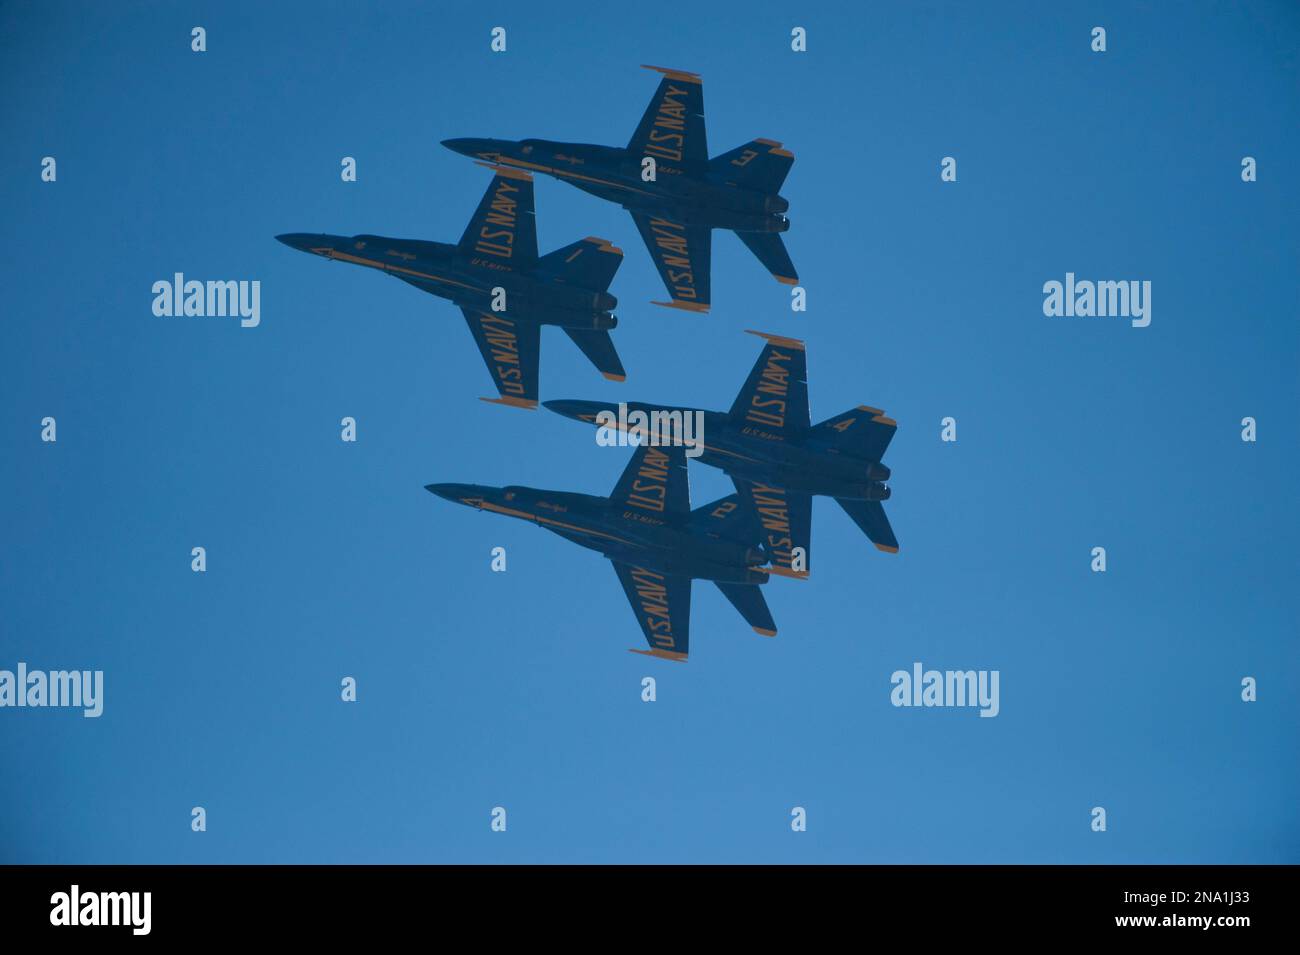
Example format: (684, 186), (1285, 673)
(443, 65), (797, 314)
(278, 164), (626, 408)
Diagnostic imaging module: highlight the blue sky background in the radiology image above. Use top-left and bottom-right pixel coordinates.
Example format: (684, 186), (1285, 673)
(1, 0), (1296, 863)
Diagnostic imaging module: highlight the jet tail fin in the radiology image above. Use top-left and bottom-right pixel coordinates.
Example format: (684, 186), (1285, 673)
(735, 231), (798, 286)
(836, 498), (899, 554)
(690, 494), (761, 546)
(534, 237), (624, 291)
(810, 407), (897, 461)
(714, 582), (777, 637)
(564, 328), (626, 382)
(710, 139), (794, 192)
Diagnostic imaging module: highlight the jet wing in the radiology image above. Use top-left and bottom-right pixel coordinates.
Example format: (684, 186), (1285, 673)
(629, 65), (707, 173)
(457, 164), (538, 269)
(613, 561), (691, 661)
(631, 212), (711, 313)
(732, 478), (812, 579)
(727, 330), (809, 438)
(460, 308), (540, 409)
(611, 439), (690, 520)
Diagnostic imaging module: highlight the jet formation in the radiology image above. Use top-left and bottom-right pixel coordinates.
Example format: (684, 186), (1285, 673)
(546, 331), (899, 580)
(278, 66), (896, 660)
(443, 65), (798, 313)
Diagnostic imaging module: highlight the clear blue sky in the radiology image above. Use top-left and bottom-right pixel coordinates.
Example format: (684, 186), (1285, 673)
(2, 0), (1296, 863)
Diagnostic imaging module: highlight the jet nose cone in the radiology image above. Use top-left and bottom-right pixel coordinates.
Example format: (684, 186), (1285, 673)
(425, 483), (489, 509)
(542, 400), (599, 423)
(276, 233), (326, 254)
(441, 137), (497, 159)
(425, 482), (470, 502)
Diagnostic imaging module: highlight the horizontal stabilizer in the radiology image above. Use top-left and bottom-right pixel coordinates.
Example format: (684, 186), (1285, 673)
(714, 581), (777, 637)
(535, 236), (623, 291)
(736, 231), (798, 285)
(710, 138), (794, 193)
(836, 498), (899, 553)
(564, 328), (626, 382)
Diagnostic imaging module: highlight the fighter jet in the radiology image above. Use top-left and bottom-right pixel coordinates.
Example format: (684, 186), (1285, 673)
(544, 330), (898, 580)
(442, 65), (796, 314)
(425, 440), (778, 661)
(277, 164), (625, 409)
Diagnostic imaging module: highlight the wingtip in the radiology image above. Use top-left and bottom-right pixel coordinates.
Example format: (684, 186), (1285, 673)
(745, 329), (805, 350)
(628, 648), (689, 662)
(479, 396), (538, 410)
(640, 64), (702, 83)
(602, 372), (627, 382)
(774, 274), (799, 286)
(875, 543), (900, 554)
(752, 627), (777, 638)
(651, 299), (710, 314)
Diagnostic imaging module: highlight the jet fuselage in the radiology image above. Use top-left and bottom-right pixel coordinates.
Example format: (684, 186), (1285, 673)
(545, 401), (892, 502)
(275, 232), (617, 330)
(427, 481), (769, 584)
(443, 138), (790, 234)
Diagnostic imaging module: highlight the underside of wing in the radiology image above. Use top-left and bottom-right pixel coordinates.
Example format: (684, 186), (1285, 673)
(460, 307), (540, 409)
(458, 164), (538, 269)
(732, 478), (812, 579)
(611, 440), (690, 519)
(629, 65), (707, 173)
(727, 330), (809, 438)
(613, 561), (691, 661)
(630, 212), (711, 313)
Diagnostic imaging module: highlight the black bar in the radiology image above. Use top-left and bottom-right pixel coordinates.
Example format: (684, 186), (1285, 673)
(0, 865), (1285, 940)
